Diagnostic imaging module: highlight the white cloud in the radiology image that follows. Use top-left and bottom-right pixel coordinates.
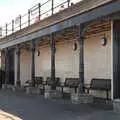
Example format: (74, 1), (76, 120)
(0, 0), (82, 26)
(0, 0), (38, 25)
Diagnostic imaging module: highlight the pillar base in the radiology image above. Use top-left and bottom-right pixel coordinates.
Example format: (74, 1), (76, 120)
(113, 99), (120, 113)
(2, 84), (13, 90)
(2, 84), (7, 90)
(16, 81), (21, 87)
(44, 85), (62, 99)
(71, 93), (93, 104)
(12, 86), (16, 92)
(26, 87), (41, 94)
(12, 86), (25, 92)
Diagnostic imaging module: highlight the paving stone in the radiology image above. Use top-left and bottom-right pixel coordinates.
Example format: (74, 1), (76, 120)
(0, 90), (119, 120)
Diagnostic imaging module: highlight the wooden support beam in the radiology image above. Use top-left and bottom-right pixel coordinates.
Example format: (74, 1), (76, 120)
(31, 40), (36, 87)
(50, 33), (56, 90)
(78, 24), (85, 94)
(16, 45), (21, 87)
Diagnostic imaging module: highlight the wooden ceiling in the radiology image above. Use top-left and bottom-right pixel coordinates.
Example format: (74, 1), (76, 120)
(21, 20), (111, 49)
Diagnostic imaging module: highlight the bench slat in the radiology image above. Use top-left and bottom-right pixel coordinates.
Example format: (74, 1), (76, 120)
(64, 78), (79, 87)
(90, 78), (111, 90)
(46, 77), (60, 86)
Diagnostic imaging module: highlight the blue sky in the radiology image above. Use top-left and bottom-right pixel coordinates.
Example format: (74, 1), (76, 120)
(0, 0), (79, 26)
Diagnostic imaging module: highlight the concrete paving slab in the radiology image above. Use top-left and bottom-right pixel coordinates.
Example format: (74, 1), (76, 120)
(0, 90), (119, 120)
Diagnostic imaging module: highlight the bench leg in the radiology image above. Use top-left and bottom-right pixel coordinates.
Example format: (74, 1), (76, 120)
(86, 88), (89, 94)
(75, 87), (77, 93)
(106, 90), (109, 100)
(61, 86), (63, 94)
(61, 86), (64, 98)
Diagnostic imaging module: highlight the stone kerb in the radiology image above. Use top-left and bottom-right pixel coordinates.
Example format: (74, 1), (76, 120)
(113, 99), (120, 113)
(44, 85), (62, 99)
(26, 87), (41, 94)
(71, 93), (93, 104)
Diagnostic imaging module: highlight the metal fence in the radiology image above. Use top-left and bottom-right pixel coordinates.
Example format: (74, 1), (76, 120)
(0, 0), (82, 38)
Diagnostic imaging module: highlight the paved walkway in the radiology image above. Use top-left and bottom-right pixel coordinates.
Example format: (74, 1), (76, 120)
(0, 90), (119, 120)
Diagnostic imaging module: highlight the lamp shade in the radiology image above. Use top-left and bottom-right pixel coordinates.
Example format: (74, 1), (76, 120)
(100, 37), (107, 46)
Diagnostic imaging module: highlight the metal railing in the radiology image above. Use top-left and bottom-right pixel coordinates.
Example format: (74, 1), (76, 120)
(0, 0), (82, 38)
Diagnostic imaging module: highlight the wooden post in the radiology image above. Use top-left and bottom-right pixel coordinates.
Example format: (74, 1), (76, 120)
(38, 3), (41, 20)
(16, 45), (21, 87)
(50, 33), (56, 89)
(28, 10), (30, 26)
(12, 20), (14, 33)
(31, 40), (35, 87)
(78, 24), (85, 94)
(19, 15), (21, 30)
(68, 0), (70, 7)
(51, 0), (54, 15)
(5, 23), (7, 37)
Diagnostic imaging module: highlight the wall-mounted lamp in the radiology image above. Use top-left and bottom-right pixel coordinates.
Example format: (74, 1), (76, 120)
(37, 49), (40, 56)
(100, 36), (107, 46)
(73, 42), (77, 51)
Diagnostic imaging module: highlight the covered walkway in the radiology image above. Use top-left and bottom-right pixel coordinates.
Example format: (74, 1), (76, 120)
(0, 90), (119, 120)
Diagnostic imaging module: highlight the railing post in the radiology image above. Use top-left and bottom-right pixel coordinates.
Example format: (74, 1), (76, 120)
(5, 23), (7, 37)
(68, 0), (70, 7)
(0, 27), (2, 37)
(38, 3), (41, 21)
(28, 9), (30, 26)
(51, 0), (54, 15)
(19, 15), (21, 30)
(12, 20), (14, 33)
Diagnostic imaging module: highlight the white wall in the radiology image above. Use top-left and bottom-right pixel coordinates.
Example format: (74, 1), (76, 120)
(84, 31), (111, 98)
(35, 45), (51, 80)
(19, 31), (111, 98)
(84, 31), (111, 83)
(20, 31), (111, 83)
(20, 49), (31, 86)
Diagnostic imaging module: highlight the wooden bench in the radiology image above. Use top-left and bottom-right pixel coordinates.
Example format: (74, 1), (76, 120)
(35, 76), (44, 94)
(61, 78), (79, 93)
(85, 78), (111, 100)
(25, 76), (44, 87)
(35, 76), (44, 87)
(45, 77), (61, 86)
